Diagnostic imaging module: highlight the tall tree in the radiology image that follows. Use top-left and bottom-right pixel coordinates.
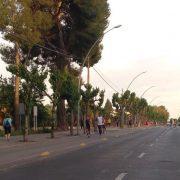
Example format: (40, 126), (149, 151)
(0, 0), (110, 129)
(8, 62), (48, 141)
(61, 73), (79, 135)
(104, 99), (113, 119)
(0, 0), (53, 128)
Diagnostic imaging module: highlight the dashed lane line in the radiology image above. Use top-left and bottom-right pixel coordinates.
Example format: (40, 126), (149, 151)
(80, 143), (86, 147)
(138, 152), (146, 159)
(40, 151), (50, 157)
(115, 173), (128, 180)
(124, 151), (133, 159)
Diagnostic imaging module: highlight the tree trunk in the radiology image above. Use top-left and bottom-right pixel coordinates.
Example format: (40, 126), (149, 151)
(51, 105), (56, 138)
(93, 111), (97, 132)
(57, 100), (67, 130)
(70, 110), (74, 136)
(120, 107), (125, 128)
(83, 114), (86, 134)
(14, 42), (20, 130)
(23, 109), (29, 142)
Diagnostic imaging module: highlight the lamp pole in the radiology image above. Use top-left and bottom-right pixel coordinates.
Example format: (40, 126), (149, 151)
(77, 25), (122, 135)
(127, 71), (147, 90)
(120, 71), (147, 128)
(150, 96), (160, 105)
(140, 86), (156, 98)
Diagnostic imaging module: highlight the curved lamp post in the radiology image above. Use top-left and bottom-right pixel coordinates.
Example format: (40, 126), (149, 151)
(140, 86), (156, 98)
(150, 96), (160, 105)
(77, 25), (122, 135)
(127, 71), (147, 90)
(120, 71), (147, 128)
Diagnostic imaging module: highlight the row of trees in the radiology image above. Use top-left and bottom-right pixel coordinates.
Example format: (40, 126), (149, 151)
(0, 1), (169, 141)
(0, 0), (110, 140)
(112, 90), (169, 127)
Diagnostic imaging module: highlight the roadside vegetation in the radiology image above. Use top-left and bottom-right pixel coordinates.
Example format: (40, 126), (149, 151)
(0, 0), (169, 141)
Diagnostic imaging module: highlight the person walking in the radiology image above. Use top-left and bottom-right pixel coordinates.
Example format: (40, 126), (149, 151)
(107, 118), (111, 127)
(80, 118), (84, 130)
(97, 115), (103, 135)
(86, 116), (91, 138)
(102, 117), (106, 134)
(3, 114), (13, 141)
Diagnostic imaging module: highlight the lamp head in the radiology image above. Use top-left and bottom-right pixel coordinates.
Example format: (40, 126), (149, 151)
(113, 25), (122, 29)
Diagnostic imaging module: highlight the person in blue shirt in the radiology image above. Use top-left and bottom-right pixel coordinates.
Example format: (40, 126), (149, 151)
(3, 114), (13, 141)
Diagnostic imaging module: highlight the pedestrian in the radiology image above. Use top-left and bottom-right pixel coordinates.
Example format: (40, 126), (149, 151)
(3, 114), (13, 141)
(107, 118), (111, 127)
(97, 115), (103, 135)
(102, 117), (106, 134)
(86, 116), (91, 138)
(80, 118), (84, 130)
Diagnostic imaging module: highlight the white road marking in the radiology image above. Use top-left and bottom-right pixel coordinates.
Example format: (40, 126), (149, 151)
(115, 173), (127, 180)
(138, 152), (146, 159)
(150, 143), (154, 147)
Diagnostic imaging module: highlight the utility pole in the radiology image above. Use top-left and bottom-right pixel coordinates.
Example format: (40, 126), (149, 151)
(14, 42), (20, 129)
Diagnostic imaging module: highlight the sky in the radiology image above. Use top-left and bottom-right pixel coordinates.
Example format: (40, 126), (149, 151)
(1, 0), (180, 118)
(82, 0), (180, 118)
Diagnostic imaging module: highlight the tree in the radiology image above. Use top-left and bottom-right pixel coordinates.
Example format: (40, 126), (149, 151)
(0, 0), (53, 129)
(0, 75), (14, 115)
(89, 89), (105, 131)
(0, 0), (110, 130)
(61, 73), (79, 135)
(103, 99), (113, 119)
(8, 62), (48, 141)
(147, 105), (169, 124)
(81, 84), (99, 118)
(112, 90), (131, 127)
(27, 0), (110, 128)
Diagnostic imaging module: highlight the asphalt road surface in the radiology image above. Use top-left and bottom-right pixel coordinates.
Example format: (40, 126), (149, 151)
(0, 126), (180, 180)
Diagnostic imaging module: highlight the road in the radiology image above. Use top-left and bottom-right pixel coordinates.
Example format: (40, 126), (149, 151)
(0, 126), (179, 180)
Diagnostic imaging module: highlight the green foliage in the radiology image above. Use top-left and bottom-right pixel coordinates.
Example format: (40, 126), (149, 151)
(61, 73), (80, 110)
(0, 76), (14, 114)
(81, 84), (101, 116)
(0, 0), (53, 49)
(89, 89), (105, 115)
(103, 99), (113, 118)
(19, 0), (110, 67)
(147, 105), (169, 123)
(7, 62), (48, 113)
(68, 0), (110, 66)
(81, 84), (99, 105)
(112, 93), (120, 110)
(36, 104), (51, 127)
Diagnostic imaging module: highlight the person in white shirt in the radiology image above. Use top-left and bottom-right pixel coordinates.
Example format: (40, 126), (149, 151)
(97, 115), (103, 135)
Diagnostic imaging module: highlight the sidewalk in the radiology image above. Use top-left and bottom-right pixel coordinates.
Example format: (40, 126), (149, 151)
(0, 127), (149, 171)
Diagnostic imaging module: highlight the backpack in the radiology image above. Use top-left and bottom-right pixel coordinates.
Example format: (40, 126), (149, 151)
(4, 120), (10, 127)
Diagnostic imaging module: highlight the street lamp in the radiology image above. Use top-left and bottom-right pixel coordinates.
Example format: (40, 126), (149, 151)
(119, 71), (147, 127)
(150, 96), (160, 105)
(77, 25), (122, 135)
(126, 71), (147, 91)
(140, 86), (156, 98)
